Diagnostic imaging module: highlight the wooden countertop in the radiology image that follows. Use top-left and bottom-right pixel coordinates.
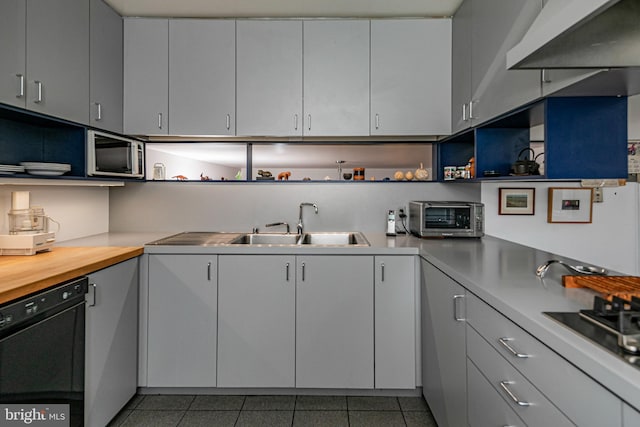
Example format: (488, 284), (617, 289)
(0, 246), (143, 304)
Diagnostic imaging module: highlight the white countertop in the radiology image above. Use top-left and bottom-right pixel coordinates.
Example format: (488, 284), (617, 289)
(59, 231), (640, 409)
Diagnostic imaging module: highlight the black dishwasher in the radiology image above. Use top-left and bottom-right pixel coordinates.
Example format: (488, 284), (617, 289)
(0, 276), (88, 427)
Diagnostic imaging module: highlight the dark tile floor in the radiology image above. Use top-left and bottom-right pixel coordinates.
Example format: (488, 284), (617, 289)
(108, 394), (439, 426)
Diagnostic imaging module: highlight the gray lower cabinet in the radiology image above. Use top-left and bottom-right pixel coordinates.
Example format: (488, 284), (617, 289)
(466, 292), (622, 427)
(217, 255), (296, 387)
(124, 18), (169, 135)
(467, 358), (524, 427)
(85, 258), (138, 427)
(624, 403), (640, 426)
(374, 256), (416, 389)
(236, 20), (303, 137)
(296, 255), (374, 388)
(90, 0), (123, 133)
(421, 259), (467, 427)
(303, 20), (370, 136)
(147, 254), (217, 387)
(371, 19), (451, 136)
(169, 19), (235, 135)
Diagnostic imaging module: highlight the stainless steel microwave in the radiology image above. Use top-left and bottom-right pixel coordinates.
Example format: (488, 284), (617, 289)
(87, 130), (144, 179)
(409, 201), (484, 238)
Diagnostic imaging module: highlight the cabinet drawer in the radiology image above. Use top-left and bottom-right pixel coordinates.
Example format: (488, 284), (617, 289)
(467, 357), (524, 427)
(467, 326), (573, 427)
(467, 293), (621, 427)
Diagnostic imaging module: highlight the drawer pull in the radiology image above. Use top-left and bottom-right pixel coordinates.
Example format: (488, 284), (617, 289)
(498, 337), (531, 358)
(499, 381), (530, 407)
(453, 294), (465, 321)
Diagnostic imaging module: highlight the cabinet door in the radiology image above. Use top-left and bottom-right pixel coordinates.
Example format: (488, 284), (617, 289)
(0, 0), (26, 108)
(303, 20), (369, 136)
(27, 0), (89, 124)
(421, 259), (467, 427)
(217, 255), (295, 387)
(541, 68), (608, 96)
(624, 403), (640, 427)
(470, 0), (542, 125)
(374, 256), (416, 389)
(236, 20), (302, 136)
(85, 258), (138, 427)
(169, 19), (235, 135)
(90, 0), (123, 133)
(371, 19), (451, 136)
(124, 18), (168, 135)
(147, 255), (217, 387)
(296, 255), (374, 388)
(451, 0), (473, 133)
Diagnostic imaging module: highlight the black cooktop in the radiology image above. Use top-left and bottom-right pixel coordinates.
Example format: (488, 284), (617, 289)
(545, 311), (640, 369)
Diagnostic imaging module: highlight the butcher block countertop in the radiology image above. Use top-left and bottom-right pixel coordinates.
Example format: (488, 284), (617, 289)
(0, 246), (143, 304)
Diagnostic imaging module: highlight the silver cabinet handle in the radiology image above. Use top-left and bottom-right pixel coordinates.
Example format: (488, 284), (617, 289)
(453, 294), (465, 321)
(301, 262), (306, 281)
(285, 262), (290, 281)
(498, 338), (531, 359)
(158, 113), (163, 129)
(499, 381), (531, 407)
(87, 283), (97, 307)
(541, 69), (551, 83)
(226, 114), (230, 130)
(95, 102), (102, 121)
(381, 263), (385, 282)
(375, 113), (380, 129)
(34, 80), (43, 103)
(16, 74), (24, 98)
(468, 100), (475, 119)
(294, 114), (298, 130)
(462, 103), (467, 122)
(207, 262), (212, 281)
(307, 114), (311, 131)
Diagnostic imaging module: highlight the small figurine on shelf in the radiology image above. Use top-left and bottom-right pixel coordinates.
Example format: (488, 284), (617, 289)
(172, 175), (188, 181)
(278, 171), (291, 180)
(200, 173), (211, 181)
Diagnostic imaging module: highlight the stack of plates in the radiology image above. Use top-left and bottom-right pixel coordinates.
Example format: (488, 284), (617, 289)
(20, 162), (71, 176)
(0, 164), (25, 175)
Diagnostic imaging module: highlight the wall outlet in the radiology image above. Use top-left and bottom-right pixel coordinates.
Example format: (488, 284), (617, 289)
(593, 187), (604, 203)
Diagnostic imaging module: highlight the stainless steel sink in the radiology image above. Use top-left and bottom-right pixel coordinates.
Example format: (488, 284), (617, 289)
(147, 232), (243, 246)
(229, 233), (301, 245)
(299, 232), (370, 246)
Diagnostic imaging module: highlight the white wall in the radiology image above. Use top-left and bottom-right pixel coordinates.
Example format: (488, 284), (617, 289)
(108, 181), (480, 234)
(482, 181), (639, 275)
(0, 186), (110, 242)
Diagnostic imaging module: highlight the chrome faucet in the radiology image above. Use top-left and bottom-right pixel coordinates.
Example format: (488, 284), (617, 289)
(265, 221), (290, 234)
(297, 202), (318, 234)
(535, 259), (607, 278)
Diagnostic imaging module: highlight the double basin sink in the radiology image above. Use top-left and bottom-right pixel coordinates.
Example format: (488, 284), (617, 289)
(149, 231), (370, 247)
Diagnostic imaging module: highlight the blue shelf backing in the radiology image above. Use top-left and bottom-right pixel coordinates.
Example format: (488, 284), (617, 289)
(475, 128), (529, 178)
(545, 97), (627, 179)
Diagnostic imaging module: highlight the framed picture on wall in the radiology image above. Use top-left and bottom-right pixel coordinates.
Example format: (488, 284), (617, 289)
(498, 188), (535, 215)
(547, 187), (593, 223)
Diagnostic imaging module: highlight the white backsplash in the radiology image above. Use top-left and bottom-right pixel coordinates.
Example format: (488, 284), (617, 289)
(0, 186), (109, 242)
(108, 181), (481, 234)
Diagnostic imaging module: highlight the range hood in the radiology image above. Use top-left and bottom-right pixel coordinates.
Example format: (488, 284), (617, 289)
(507, 0), (640, 69)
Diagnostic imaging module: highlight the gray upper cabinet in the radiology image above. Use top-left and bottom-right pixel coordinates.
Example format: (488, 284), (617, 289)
(124, 18), (169, 135)
(0, 0), (26, 108)
(236, 20), (303, 137)
(25, 0), (90, 124)
(90, 0), (123, 133)
(371, 19), (451, 136)
(541, 68), (608, 96)
(303, 20), (370, 136)
(452, 0), (542, 133)
(169, 19), (235, 135)
(451, 0), (473, 133)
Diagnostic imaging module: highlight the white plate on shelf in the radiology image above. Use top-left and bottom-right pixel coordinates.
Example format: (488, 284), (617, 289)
(24, 170), (69, 176)
(0, 164), (25, 172)
(20, 162), (71, 171)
